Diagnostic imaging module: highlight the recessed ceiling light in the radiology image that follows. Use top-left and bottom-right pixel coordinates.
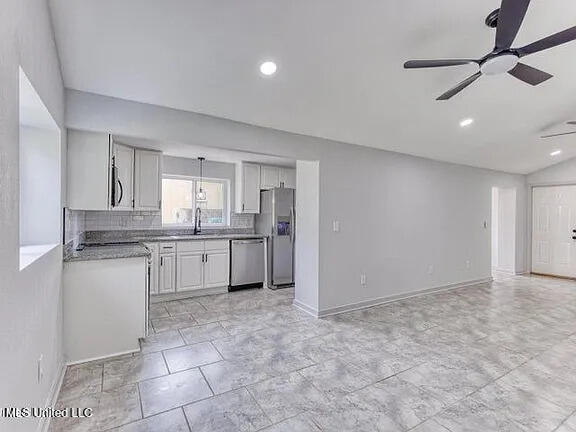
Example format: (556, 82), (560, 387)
(459, 118), (474, 127)
(259, 61), (277, 76)
(550, 150), (562, 156)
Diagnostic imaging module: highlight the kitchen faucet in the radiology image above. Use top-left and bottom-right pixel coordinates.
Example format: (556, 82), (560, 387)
(194, 206), (202, 234)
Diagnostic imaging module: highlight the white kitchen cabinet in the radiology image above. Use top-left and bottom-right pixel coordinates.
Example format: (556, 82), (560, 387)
(134, 149), (162, 211)
(279, 168), (296, 189)
(144, 243), (159, 295)
(159, 253), (176, 294)
(67, 130), (112, 211)
(112, 143), (135, 211)
(63, 257), (147, 363)
(260, 166), (280, 189)
(204, 250), (229, 288)
(67, 129), (163, 211)
(177, 252), (204, 292)
(236, 162), (261, 213)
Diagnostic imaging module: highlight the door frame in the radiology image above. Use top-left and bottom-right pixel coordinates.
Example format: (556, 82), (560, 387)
(527, 181), (576, 276)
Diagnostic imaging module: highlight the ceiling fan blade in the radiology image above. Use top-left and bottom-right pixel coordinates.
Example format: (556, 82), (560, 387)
(495, 0), (531, 50)
(404, 59), (477, 69)
(436, 72), (482, 100)
(567, 121), (576, 125)
(541, 131), (576, 139)
(516, 26), (576, 57)
(508, 63), (553, 85)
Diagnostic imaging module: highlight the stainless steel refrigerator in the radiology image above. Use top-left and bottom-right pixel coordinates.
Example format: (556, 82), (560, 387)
(255, 188), (295, 289)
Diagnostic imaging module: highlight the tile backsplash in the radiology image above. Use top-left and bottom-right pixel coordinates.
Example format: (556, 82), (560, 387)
(65, 209), (254, 235)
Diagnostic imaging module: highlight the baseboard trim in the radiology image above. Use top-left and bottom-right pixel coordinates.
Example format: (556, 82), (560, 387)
(66, 348), (140, 366)
(316, 277), (493, 318)
(38, 360), (66, 432)
(292, 299), (319, 317)
(150, 286), (228, 303)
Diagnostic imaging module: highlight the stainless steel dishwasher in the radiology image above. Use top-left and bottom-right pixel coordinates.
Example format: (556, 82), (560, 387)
(230, 239), (265, 291)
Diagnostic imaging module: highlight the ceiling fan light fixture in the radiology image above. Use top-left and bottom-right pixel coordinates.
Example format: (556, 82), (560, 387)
(460, 118), (474, 127)
(550, 150), (562, 156)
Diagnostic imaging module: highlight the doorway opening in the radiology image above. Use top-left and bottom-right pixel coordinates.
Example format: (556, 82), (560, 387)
(491, 187), (516, 280)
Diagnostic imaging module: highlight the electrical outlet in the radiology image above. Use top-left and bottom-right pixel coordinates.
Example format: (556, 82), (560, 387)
(37, 355), (44, 384)
(466, 260), (471, 269)
(333, 221), (340, 232)
(427, 265), (434, 275)
(360, 274), (367, 285)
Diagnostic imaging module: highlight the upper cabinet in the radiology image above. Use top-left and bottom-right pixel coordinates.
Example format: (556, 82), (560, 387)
(112, 143), (135, 211)
(68, 130), (112, 211)
(279, 168), (296, 189)
(134, 149), (162, 211)
(260, 166), (280, 189)
(235, 162), (260, 214)
(67, 129), (162, 211)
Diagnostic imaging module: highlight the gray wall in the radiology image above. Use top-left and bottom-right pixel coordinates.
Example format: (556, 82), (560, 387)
(66, 90), (529, 315)
(0, 0), (66, 430)
(527, 156), (576, 185)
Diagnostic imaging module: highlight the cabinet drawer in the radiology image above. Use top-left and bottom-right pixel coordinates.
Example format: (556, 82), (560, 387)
(159, 242), (176, 253)
(204, 240), (229, 251)
(177, 241), (204, 253)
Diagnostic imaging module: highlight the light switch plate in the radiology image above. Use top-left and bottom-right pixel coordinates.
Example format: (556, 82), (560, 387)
(333, 221), (340, 232)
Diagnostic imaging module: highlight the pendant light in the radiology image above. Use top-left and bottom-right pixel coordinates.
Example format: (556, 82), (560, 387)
(196, 157), (207, 202)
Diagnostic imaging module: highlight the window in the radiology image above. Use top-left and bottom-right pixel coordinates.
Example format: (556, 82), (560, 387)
(162, 176), (229, 226)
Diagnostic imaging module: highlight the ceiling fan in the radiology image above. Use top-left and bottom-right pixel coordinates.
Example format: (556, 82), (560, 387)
(404, 0), (576, 100)
(541, 121), (576, 138)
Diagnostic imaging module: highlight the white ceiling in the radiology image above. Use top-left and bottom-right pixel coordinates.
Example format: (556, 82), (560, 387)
(49, 0), (576, 174)
(114, 135), (296, 167)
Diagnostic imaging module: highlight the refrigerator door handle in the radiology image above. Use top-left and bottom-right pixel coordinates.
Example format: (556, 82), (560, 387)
(290, 206), (295, 244)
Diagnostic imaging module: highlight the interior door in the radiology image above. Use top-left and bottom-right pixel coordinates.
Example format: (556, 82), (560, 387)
(177, 252), (204, 291)
(532, 185), (576, 278)
(113, 143), (134, 210)
(204, 251), (230, 288)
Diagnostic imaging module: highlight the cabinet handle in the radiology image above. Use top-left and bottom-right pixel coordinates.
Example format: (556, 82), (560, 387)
(205, 254), (208, 262)
(242, 203), (245, 212)
(160, 256), (163, 266)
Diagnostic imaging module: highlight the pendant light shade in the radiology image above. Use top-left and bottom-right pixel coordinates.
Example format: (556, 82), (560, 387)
(196, 157), (207, 202)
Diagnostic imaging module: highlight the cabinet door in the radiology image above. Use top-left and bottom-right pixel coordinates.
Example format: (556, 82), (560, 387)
(204, 250), (230, 288)
(144, 243), (159, 295)
(67, 130), (111, 211)
(260, 166), (280, 190)
(242, 163), (261, 213)
(113, 143), (135, 210)
(279, 168), (296, 189)
(134, 149), (162, 210)
(158, 253), (176, 294)
(177, 252), (204, 291)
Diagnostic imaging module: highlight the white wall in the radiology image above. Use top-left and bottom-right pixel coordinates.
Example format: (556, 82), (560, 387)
(492, 187), (516, 273)
(20, 126), (61, 246)
(66, 90), (528, 315)
(527, 156), (576, 185)
(0, 0), (66, 431)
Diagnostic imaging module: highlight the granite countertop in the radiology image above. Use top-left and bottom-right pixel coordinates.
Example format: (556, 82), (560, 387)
(64, 243), (151, 262)
(65, 233), (268, 262)
(133, 233), (267, 242)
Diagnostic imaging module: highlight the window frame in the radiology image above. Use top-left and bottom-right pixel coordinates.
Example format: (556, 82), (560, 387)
(161, 174), (230, 227)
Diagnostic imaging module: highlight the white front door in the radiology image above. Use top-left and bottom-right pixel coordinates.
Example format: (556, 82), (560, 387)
(532, 185), (576, 278)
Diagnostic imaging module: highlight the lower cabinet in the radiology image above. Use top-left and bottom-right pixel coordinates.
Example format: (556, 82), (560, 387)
(204, 250), (230, 288)
(151, 240), (230, 295)
(177, 252), (204, 291)
(144, 243), (159, 295)
(159, 253), (176, 294)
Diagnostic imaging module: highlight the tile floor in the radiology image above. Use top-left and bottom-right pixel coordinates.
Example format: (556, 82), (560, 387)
(50, 274), (576, 432)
